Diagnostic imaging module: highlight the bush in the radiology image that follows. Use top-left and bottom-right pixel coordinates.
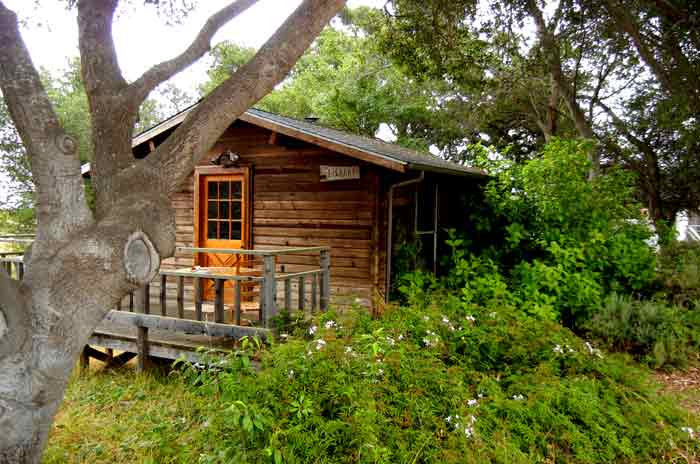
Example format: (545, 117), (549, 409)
(177, 298), (698, 463)
(658, 241), (700, 308)
(586, 293), (700, 368)
(483, 139), (658, 309)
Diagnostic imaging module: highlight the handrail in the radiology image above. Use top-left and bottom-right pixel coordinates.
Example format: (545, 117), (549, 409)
(2, 245), (332, 326)
(275, 269), (322, 280)
(177, 246), (329, 256)
(160, 269), (264, 281)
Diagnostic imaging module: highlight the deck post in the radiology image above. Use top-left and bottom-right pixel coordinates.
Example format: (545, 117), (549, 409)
(311, 272), (318, 312)
(17, 261), (24, 280)
(194, 277), (203, 321)
(176, 276), (184, 319)
(137, 285), (150, 315)
(284, 278), (292, 311)
(320, 249), (330, 312)
(129, 292), (134, 312)
(234, 280), (242, 325)
(136, 326), (149, 373)
(262, 254), (277, 327)
(214, 278), (224, 323)
(160, 274), (167, 316)
(298, 276), (305, 311)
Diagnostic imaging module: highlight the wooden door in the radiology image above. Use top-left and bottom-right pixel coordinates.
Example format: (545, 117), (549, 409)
(196, 169), (250, 301)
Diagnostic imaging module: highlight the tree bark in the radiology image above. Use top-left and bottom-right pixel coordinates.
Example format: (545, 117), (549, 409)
(0, 0), (347, 461)
(525, 0), (599, 177)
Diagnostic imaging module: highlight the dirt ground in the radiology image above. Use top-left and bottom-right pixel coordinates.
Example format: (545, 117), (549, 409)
(656, 364), (700, 415)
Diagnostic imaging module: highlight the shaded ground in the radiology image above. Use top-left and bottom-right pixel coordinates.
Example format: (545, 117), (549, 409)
(656, 362), (700, 415)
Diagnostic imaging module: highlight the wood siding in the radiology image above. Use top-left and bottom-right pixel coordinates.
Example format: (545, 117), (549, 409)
(159, 121), (385, 309)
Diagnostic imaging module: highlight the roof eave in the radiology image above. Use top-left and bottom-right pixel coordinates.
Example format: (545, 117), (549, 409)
(406, 163), (489, 178)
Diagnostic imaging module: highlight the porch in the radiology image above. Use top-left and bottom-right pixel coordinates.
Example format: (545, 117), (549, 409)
(0, 246), (331, 369)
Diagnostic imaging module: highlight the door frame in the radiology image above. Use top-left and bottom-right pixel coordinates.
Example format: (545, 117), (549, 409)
(193, 165), (252, 266)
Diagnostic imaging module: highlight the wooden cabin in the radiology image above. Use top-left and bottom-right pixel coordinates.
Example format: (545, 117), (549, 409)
(87, 106), (488, 313)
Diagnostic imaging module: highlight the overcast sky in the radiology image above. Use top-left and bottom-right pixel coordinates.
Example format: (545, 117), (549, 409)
(0, 0), (387, 202)
(5, 0), (386, 93)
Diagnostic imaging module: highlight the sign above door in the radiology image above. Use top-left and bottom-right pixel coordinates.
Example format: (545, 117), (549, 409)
(320, 165), (360, 182)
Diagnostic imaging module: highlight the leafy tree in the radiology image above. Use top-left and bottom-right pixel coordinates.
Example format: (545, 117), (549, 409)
(201, 11), (473, 154)
(0, 0), (345, 461)
(375, 0), (700, 224)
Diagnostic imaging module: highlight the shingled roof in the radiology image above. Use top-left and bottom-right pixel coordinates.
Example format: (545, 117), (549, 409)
(126, 104), (487, 177)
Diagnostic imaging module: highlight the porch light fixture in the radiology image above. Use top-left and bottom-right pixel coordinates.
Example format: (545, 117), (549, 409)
(212, 149), (240, 167)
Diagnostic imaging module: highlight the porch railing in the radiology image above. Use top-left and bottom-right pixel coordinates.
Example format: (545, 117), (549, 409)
(0, 246), (331, 329)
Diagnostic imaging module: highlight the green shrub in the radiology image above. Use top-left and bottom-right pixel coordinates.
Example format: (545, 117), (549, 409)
(483, 139), (658, 309)
(177, 298), (698, 463)
(586, 293), (700, 368)
(658, 241), (700, 308)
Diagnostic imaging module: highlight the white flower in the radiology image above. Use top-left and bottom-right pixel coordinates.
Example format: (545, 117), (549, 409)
(464, 426), (474, 438)
(441, 315), (450, 324)
(446, 415), (453, 423)
(422, 315), (430, 321)
(377, 368), (384, 376)
(682, 427), (695, 439)
(466, 315), (476, 323)
(467, 398), (478, 407)
(345, 346), (353, 353)
(386, 336), (396, 346)
(324, 320), (337, 329)
(512, 394), (526, 401)
(468, 415), (477, 425)
(585, 341), (603, 358)
(280, 333), (289, 339)
(553, 344), (564, 354)
(398, 334), (404, 341)
(288, 370), (295, 379)
(308, 325), (318, 335)
(315, 339), (327, 350)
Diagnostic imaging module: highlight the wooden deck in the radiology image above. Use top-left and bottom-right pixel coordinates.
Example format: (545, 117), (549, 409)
(1, 246), (330, 370)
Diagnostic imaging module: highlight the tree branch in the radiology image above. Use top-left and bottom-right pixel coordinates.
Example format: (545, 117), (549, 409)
(603, 0), (674, 95)
(77, 0), (127, 98)
(126, 0), (260, 105)
(0, 2), (93, 258)
(136, 0), (347, 194)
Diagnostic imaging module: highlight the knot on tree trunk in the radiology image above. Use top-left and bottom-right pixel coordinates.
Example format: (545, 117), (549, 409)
(123, 231), (160, 285)
(54, 133), (77, 156)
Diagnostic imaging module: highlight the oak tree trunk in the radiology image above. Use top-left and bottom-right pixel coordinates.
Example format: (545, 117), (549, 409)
(0, 0), (347, 461)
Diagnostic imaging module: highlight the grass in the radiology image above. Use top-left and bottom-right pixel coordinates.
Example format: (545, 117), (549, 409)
(45, 364), (213, 464)
(44, 324), (700, 463)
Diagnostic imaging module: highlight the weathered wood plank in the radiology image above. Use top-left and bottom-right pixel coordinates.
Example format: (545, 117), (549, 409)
(160, 275), (167, 316)
(298, 276), (305, 311)
(103, 311), (270, 340)
(214, 279), (224, 323)
(234, 280), (242, 326)
(194, 277), (203, 321)
(136, 326), (149, 373)
(320, 249), (330, 312)
(177, 276), (185, 319)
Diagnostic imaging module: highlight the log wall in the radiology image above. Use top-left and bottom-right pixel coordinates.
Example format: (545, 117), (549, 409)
(158, 120), (387, 310)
